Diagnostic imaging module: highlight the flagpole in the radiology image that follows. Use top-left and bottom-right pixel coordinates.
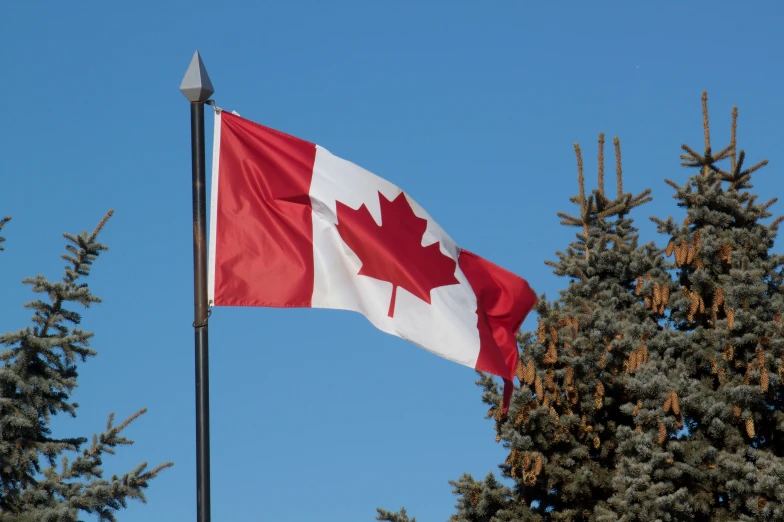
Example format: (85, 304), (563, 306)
(180, 50), (215, 522)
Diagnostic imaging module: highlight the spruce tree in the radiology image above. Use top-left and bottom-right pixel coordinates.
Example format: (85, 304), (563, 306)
(378, 93), (784, 521)
(379, 133), (662, 520)
(0, 212), (172, 522)
(638, 92), (784, 520)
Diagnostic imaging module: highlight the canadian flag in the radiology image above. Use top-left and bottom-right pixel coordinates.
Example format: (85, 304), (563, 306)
(208, 111), (536, 409)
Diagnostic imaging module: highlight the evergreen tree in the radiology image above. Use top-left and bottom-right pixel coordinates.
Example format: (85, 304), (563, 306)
(637, 92), (784, 520)
(0, 212), (172, 522)
(377, 93), (784, 521)
(380, 133), (662, 520)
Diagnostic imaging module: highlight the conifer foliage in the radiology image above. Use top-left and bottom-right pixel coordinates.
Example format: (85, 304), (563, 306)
(0, 212), (171, 522)
(641, 93), (784, 520)
(378, 93), (784, 521)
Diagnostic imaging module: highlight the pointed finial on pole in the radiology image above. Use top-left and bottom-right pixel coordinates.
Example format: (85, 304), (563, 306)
(180, 50), (215, 102)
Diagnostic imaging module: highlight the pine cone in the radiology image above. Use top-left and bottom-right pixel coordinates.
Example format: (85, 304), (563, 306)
(778, 363), (784, 382)
(714, 287), (725, 309)
(718, 367), (726, 382)
(683, 216), (691, 226)
(661, 285), (670, 306)
(723, 344), (733, 361)
(727, 308), (735, 330)
(543, 343), (558, 365)
(757, 346), (765, 369)
(665, 240), (674, 257)
(525, 360), (535, 385)
(629, 351), (639, 373)
(663, 394), (672, 413)
(565, 366), (574, 385)
(515, 405), (530, 426)
(644, 296), (652, 309)
(544, 371), (555, 391)
(470, 487), (479, 506)
(671, 392), (680, 415)
(494, 404), (504, 421)
(640, 344), (648, 364)
(534, 455), (543, 476)
(699, 295), (705, 314)
(593, 435), (600, 449)
(535, 376), (543, 400)
(632, 399), (642, 416)
(523, 453), (531, 471)
(549, 325), (558, 343)
(653, 283), (661, 308)
(733, 405), (741, 418)
(719, 242), (732, 263)
(635, 425), (643, 434)
(658, 422), (666, 444)
(675, 241), (687, 266)
(761, 370), (769, 392)
(746, 418), (755, 438)
(689, 291), (700, 320)
(710, 357), (717, 374)
(744, 364), (753, 385)
(516, 359), (525, 381)
(687, 243), (695, 264)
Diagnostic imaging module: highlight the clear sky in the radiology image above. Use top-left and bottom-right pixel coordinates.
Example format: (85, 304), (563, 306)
(2, 1), (783, 521)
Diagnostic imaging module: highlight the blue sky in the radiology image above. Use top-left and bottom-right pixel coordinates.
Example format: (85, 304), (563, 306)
(2, 1), (783, 521)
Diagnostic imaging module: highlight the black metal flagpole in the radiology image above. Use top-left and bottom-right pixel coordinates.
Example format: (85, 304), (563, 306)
(180, 50), (215, 522)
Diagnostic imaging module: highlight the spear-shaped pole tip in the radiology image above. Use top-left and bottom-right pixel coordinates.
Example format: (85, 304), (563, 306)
(179, 50), (214, 102)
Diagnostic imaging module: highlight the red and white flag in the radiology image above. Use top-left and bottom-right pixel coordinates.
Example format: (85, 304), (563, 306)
(208, 111), (536, 408)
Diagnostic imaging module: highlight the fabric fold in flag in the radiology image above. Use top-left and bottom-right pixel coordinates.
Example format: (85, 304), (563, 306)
(208, 110), (537, 410)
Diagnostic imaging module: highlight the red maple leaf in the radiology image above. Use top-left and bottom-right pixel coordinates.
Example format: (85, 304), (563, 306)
(335, 191), (460, 318)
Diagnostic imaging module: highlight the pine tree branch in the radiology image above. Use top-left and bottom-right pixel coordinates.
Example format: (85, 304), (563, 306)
(0, 216), (10, 251)
(598, 133), (605, 197)
(713, 143), (734, 162)
(761, 197), (778, 212)
(702, 90), (711, 152)
(744, 159), (768, 176)
(36, 211), (113, 339)
(557, 212), (584, 227)
(614, 136), (623, 198)
(575, 143), (586, 207)
(376, 507), (416, 522)
(664, 179), (682, 191)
